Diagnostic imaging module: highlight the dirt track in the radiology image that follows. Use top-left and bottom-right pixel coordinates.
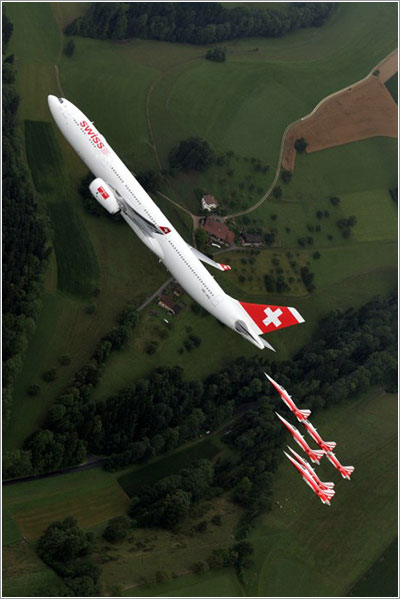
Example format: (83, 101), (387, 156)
(282, 50), (398, 172)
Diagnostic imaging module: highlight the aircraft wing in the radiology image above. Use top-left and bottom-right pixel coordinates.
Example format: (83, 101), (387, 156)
(188, 244), (231, 272)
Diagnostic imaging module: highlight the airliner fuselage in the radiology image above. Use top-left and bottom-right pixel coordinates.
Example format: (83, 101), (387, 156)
(48, 95), (304, 350)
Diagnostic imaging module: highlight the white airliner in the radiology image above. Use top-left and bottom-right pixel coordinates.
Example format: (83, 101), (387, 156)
(48, 95), (305, 350)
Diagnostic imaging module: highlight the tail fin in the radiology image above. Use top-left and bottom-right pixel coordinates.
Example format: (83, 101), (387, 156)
(298, 409), (311, 419)
(238, 301), (305, 334)
(324, 488), (335, 497)
(342, 466), (355, 479)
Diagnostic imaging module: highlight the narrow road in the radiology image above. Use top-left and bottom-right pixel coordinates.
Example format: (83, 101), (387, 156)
(136, 276), (173, 311)
(3, 456), (106, 486)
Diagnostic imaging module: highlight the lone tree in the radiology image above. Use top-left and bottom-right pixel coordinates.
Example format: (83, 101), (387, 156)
(205, 47), (226, 62)
(137, 170), (160, 193)
(168, 137), (215, 172)
(64, 39), (75, 57)
(281, 169), (292, 183)
(294, 137), (308, 153)
(103, 516), (130, 543)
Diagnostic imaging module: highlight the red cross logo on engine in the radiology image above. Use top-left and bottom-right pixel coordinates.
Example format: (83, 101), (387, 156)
(160, 226), (171, 234)
(97, 186), (109, 200)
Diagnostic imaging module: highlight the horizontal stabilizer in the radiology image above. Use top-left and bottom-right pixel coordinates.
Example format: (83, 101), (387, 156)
(325, 441), (336, 450)
(314, 450), (325, 460)
(299, 409), (311, 419)
(189, 244), (231, 272)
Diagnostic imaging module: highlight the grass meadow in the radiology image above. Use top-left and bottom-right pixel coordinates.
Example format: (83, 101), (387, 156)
(123, 568), (244, 597)
(349, 538), (398, 597)
(3, 469), (131, 541)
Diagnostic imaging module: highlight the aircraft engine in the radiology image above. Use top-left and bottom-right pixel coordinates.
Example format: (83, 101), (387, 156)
(89, 178), (120, 214)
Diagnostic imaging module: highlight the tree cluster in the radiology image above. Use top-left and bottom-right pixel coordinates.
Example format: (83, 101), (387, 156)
(168, 137), (215, 172)
(205, 46), (226, 62)
(389, 187), (397, 204)
(336, 215), (357, 238)
(37, 517), (100, 597)
(2, 13), (49, 426)
(129, 459), (215, 529)
(137, 169), (161, 193)
(66, 3), (335, 45)
(300, 266), (315, 293)
(3, 305), (140, 479)
(207, 540), (254, 576)
(294, 137), (308, 153)
(102, 515), (131, 543)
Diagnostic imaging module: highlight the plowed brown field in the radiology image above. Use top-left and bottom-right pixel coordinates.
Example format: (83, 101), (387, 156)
(282, 51), (398, 172)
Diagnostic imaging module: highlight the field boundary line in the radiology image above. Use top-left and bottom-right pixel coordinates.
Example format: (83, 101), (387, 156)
(223, 47), (398, 222)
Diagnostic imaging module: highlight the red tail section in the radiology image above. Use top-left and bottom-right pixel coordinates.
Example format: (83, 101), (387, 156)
(239, 302), (305, 334)
(341, 466), (355, 479)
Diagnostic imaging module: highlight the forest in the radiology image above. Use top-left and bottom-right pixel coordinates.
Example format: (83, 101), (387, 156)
(2, 13), (49, 426)
(65, 2), (336, 44)
(4, 294), (397, 529)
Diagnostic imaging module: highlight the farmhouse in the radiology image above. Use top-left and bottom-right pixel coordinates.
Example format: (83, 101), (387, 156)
(201, 194), (218, 211)
(158, 295), (181, 315)
(240, 232), (264, 247)
(172, 283), (184, 297)
(202, 217), (235, 245)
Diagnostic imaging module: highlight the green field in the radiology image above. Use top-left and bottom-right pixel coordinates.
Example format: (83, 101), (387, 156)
(123, 568), (244, 597)
(348, 538), (398, 597)
(3, 469), (131, 541)
(149, 3), (397, 212)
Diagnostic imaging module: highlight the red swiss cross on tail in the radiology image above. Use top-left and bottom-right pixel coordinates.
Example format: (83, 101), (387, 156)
(239, 302), (305, 333)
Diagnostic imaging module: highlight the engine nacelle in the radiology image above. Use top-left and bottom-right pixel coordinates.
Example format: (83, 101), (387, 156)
(89, 178), (120, 214)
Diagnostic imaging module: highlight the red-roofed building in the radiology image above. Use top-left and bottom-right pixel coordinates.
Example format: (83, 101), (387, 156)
(202, 217), (235, 245)
(158, 295), (181, 315)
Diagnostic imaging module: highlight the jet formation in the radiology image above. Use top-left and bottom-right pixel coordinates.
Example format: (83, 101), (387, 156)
(266, 373), (355, 505)
(48, 96), (305, 352)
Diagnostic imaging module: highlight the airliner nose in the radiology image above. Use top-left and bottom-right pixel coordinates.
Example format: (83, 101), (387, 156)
(47, 94), (58, 115)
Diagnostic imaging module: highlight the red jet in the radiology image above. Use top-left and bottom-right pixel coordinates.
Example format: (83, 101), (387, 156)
(265, 373), (311, 422)
(326, 452), (355, 480)
(275, 412), (324, 464)
(284, 451), (335, 505)
(302, 420), (336, 453)
(287, 446), (334, 492)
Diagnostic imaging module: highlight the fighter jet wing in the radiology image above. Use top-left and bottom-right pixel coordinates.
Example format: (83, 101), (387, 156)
(188, 244), (231, 271)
